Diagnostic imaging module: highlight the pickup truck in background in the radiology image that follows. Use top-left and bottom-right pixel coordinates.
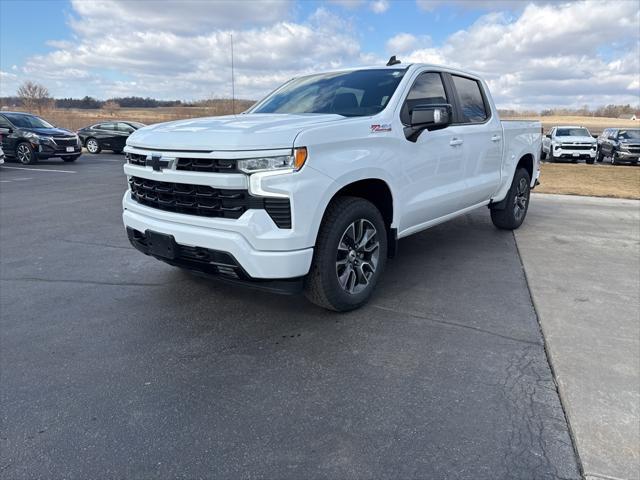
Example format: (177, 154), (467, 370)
(122, 61), (541, 311)
(596, 128), (640, 164)
(542, 125), (597, 164)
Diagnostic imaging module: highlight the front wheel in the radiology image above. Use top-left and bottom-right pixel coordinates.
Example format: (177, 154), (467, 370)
(611, 152), (617, 165)
(490, 168), (531, 230)
(586, 156), (595, 165)
(16, 142), (37, 165)
(304, 196), (387, 312)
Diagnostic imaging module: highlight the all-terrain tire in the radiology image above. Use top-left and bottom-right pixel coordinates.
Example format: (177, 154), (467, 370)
(490, 168), (531, 230)
(304, 196), (387, 312)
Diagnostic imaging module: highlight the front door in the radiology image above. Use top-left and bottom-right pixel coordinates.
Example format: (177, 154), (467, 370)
(396, 71), (469, 232)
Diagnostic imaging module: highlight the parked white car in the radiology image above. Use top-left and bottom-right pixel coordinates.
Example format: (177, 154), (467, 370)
(122, 62), (541, 311)
(542, 126), (597, 164)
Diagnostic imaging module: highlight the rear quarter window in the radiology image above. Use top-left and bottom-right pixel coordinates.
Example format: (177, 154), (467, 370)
(452, 75), (488, 123)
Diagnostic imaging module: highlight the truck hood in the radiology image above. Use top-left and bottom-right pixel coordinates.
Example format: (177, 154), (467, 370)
(127, 113), (345, 151)
(555, 136), (596, 143)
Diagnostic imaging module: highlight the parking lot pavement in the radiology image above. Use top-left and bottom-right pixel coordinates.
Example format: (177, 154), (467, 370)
(515, 194), (640, 480)
(0, 154), (579, 479)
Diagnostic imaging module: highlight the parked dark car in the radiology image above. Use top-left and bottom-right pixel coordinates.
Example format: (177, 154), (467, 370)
(0, 111), (82, 164)
(597, 128), (640, 164)
(77, 121), (146, 154)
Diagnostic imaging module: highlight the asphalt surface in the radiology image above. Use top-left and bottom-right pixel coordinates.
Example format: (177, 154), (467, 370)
(0, 153), (580, 479)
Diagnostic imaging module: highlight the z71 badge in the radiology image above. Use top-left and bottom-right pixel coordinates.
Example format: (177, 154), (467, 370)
(370, 124), (392, 133)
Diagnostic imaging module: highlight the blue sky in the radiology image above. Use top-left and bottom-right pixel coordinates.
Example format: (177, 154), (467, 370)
(1, 0), (638, 110)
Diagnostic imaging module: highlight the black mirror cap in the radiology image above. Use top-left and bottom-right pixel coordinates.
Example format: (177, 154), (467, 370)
(410, 104), (452, 130)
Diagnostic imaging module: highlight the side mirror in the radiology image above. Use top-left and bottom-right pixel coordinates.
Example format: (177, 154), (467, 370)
(545, 134), (551, 138)
(410, 104), (452, 130)
(0, 127), (12, 135)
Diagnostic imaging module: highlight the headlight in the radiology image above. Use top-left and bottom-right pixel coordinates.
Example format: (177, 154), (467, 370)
(236, 147), (307, 174)
(23, 131), (42, 143)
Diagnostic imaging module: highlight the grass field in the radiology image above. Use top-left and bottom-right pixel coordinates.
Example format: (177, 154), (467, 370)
(537, 163), (640, 199)
(502, 115), (639, 135)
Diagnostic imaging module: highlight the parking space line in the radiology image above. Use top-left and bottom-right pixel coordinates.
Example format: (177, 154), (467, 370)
(0, 166), (76, 174)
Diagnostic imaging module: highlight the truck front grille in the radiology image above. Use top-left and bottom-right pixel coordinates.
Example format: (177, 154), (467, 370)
(559, 144), (593, 151)
(129, 176), (247, 219)
(128, 176), (291, 227)
(127, 153), (239, 172)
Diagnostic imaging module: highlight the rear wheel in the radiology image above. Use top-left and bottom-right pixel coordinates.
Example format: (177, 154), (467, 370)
(304, 196), (387, 312)
(490, 168), (531, 230)
(16, 142), (37, 165)
(85, 138), (101, 154)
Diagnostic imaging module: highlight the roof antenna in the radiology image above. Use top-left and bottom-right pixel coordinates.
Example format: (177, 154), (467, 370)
(230, 33), (236, 115)
(386, 55), (401, 66)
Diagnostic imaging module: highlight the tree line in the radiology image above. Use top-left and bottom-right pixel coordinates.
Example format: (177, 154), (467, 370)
(3, 80), (638, 117)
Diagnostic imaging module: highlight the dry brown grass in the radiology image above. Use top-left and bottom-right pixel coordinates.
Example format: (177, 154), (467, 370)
(6, 101), (254, 131)
(536, 163), (640, 199)
(502, 115), (639, 136)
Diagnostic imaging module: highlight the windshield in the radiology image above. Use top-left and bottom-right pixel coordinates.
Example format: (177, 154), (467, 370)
(556, 127), (591, 137)
(3, 113), (54, 129)
(618, 129), (640, 140)
(251, 69), (406, 117)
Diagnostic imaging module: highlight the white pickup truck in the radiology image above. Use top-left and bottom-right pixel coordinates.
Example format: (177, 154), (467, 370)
(123, 62), (541, 311)
(541, 125), (597, 164)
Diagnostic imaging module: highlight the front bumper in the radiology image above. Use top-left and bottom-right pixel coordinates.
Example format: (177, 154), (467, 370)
(123, 193), (314, 279)
(37, 143), (81, 158)
(553, 147), (596, 159)
(617, 150), (640, 162)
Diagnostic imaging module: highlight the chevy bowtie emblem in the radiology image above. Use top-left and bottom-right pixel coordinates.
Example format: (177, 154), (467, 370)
(145, 154), (174, 171)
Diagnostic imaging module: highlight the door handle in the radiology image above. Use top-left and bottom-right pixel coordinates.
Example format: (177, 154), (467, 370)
(449, 138), (464, 146)
(491, 135), (501, 142)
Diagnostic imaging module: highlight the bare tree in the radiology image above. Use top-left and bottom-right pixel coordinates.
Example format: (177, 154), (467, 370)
(103, 100), (121, 117)
(16, 81), (52, 114)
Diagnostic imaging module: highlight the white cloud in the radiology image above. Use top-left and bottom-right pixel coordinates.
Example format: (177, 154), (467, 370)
(403, 0), (640, 109)
(1, 0), (638, 111)
(370, 0), (390, 14)
(386, 33), (431, 54)
(4, 5), (371, 101)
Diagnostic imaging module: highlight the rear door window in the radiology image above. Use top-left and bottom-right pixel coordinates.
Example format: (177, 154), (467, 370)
(451, 75), (488, 123)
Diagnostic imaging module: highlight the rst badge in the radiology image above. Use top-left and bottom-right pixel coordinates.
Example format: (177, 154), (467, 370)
(370, 124), (392, 133)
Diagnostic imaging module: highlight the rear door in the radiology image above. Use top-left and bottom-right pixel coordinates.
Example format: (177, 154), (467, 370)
(448, 74), (502, 206)
(115, 123), (135, 150)
(96, 123), (117, 148)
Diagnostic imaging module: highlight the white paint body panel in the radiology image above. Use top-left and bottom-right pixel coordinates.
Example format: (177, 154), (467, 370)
(122, 64), (541, 279)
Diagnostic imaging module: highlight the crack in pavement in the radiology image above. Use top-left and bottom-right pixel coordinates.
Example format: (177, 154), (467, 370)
(371, 303), (542, 346)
